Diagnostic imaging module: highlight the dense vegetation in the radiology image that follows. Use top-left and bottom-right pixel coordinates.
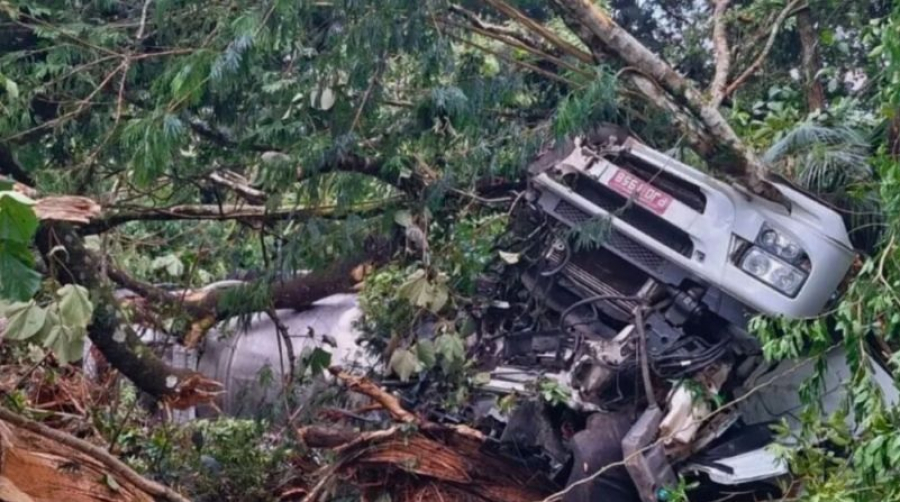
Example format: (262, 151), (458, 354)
(1, 0), (900, 500)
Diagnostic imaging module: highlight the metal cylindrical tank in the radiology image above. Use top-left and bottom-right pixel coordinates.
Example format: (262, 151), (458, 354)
(85, 291), (373, 418)
(196, 293), (373, 416)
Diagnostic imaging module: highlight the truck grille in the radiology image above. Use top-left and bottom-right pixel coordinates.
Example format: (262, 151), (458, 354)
(621, 159), (707, 212)
(572, 176), (693, 257)
(552, 200), (666, 273)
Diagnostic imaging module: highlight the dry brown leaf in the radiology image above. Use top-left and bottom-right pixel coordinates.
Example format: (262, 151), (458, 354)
(163, 373), (224, 410)
(183, 316), (216, 349)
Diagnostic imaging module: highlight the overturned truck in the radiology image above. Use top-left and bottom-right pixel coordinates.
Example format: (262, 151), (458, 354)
(473, 129), (898, 501)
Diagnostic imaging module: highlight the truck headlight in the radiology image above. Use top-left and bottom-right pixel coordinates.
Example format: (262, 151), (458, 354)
(739, 247), (807, 297)
(757, 224), (805, 264)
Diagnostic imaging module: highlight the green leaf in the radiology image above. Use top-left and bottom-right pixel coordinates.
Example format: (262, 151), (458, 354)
(311, 87), (335, 110)
(429, 276), (449, 313)
(415, 339), (436, 369)
(472, 372), (491, 386)
(57, 284), (93, 329)
(0, 241), (41, 301)
(45, 325), (84, 365)
(41, 324), (62, 350)
(389, 348), (419, 382)
(397, 269), (429, 305)
(435, 333), (464, 373)
(0, 191), (38, 243)
(393, 210), (413, 228)
(35, 308), (60, 343)
(306, 347), (332, 376)
(397, 269), (449, 313)
(151, 254), (184, 277)
(3, 301), (46, 341)
(1, 74), (19, 99)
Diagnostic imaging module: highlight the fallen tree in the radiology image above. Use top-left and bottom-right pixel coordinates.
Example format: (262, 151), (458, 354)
(295, 368), (557, 502)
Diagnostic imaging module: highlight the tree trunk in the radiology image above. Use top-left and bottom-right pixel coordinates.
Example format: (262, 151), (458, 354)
(709, 0), (732, 107)
(549, 0), (777, 198)
(797, 7), (826, 112)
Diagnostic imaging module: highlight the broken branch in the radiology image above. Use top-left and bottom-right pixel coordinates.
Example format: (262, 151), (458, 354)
(480, 0), (594, 64)
(83, 197), (402, 233)
(549, 0), (777, 198)
(723, 0), (805, 99)
(207, 169), (268, 204)
(300, 370), (554, 502)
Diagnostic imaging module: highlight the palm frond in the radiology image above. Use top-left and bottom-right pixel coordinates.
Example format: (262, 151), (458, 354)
(764, 122), (883, 252)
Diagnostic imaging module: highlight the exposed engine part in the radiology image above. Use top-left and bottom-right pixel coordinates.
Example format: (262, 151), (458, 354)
(481, 366), (567, 395)
(644, 313), (732, 379)
(664, 288), (705, 327)
(569, 325), (635, 403)
(503, 330), (564, 368)
(659, 363), (731, 448)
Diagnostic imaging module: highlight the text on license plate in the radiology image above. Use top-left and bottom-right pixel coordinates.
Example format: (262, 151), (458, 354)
(608, 169), (673, 215)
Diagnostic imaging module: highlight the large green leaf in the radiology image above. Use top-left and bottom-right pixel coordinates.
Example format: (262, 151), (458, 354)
(435, 333), (465, 374)
(57, 284), (93, 329)
(397, 269), (450, 313)
(389, 348), (419, 382)
(151, 254), (184, 277)
(0, 191), (38, 243)
(306, 347), (332, 376)
(2, 301), (46, 341)
(0, 72), (19, 100)
(415, 339), (436, 369)
(42, 325), (85, 365)
(0, 241), (41, 301)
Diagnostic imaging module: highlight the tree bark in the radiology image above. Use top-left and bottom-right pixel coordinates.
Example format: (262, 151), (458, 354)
(187, 240), (393, 320)
(0, 407), (191, 502)
(709, 0), (732, 107)
(796, 7), (826, 112)
(296, 369), (557, 502)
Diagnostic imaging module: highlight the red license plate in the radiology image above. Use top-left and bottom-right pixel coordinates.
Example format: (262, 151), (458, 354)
(608, 169), (673, 215)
